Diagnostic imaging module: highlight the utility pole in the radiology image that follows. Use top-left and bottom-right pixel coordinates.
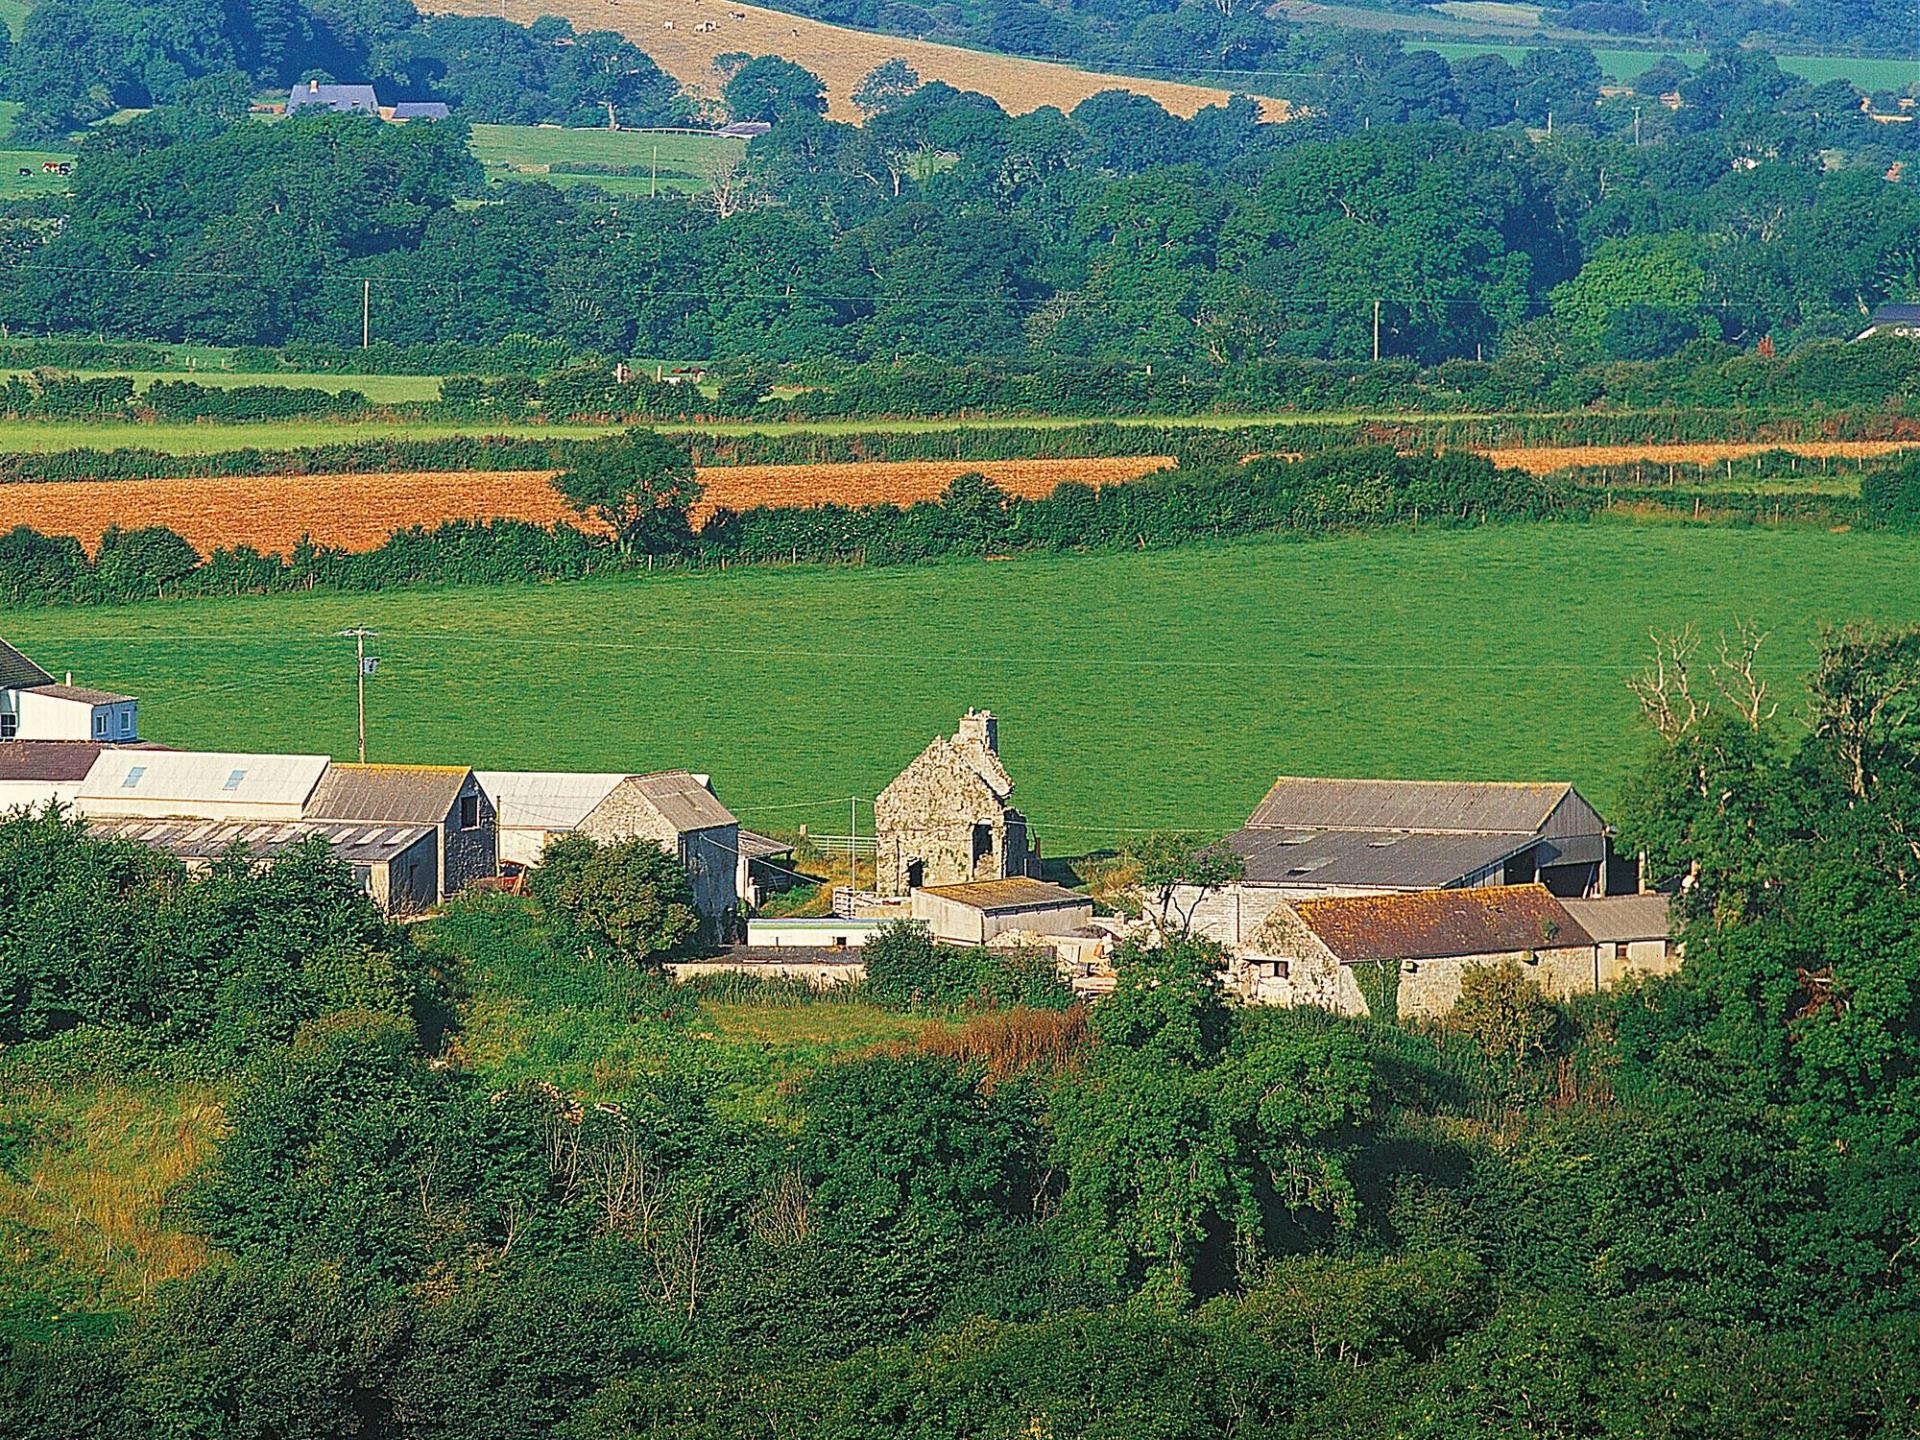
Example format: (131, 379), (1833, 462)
(849, 795), (859, 891)
(338, 627), (378, 763)
(1633, 106), (1642, 146)
(1372, 298), (1382, 363)
(361, 279), (371, 349)
(651, 145), (658, 198)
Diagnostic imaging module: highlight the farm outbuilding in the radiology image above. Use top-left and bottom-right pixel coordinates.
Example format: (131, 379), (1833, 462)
(287, 81), (381, 115)
(83, 816), (440, 915)
(1235, 883), (1599, 1018)
(1180, 777), (1622, 949)
(76, 750), (331, 823)
(1562, 894), (1679, 984)
(875, 710), (1038, 896)
(911, 877), (1092, 946)
(304, 763), (496, 903)
(477, 768), (744, 928)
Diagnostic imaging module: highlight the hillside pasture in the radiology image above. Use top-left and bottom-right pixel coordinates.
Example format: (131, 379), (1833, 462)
(11, 525), (1920, 836)
(471, 122), (743, 195)
(426, 0), (1290, 124)
(0, 456), (1171, 554)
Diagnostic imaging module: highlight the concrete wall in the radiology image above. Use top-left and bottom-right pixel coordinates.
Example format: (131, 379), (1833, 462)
(368, 830), (440, 916)
(664, 958), (867, 988)
(0, 780), (77, 815)
(746, 919), (886, 948)
(911, 891), (1093, 945)
(1596, 937), (1680, 986)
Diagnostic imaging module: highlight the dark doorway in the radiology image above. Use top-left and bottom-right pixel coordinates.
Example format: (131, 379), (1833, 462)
(906, 859), (926, 889)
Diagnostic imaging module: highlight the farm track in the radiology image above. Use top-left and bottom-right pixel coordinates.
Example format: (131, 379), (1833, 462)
(425, 0), (1290, 123)
(0, 457), (1174, 555)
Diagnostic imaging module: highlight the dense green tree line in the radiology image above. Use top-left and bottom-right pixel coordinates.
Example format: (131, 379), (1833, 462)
(2, 48), (1915, 365)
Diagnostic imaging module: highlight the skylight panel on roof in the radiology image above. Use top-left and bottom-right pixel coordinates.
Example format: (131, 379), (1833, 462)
(122, 766), (146, 788)
(223, 769), (247, 791)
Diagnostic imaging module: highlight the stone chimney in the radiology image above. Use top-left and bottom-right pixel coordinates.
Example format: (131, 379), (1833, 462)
(955, 709), (998, 754)
(309, 78), (320, 93)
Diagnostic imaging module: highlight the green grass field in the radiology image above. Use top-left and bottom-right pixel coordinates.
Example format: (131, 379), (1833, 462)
(11, 522), (1920, 843)
(470, 124), (744, 197)
(0, 369), (447, 402)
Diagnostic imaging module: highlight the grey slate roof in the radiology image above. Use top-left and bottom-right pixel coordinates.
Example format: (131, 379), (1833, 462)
(287, 83), (380, 114)
(1228, 826), (1534, 889)
(88, 815), (433, 865)
(0, 637), (54, 690)
(389, 102), (450, 120)
(32, 683), (134, 705)
(1561, 894), (1671, 943)
(1249, 777), (1573, 835)
(306, 764), (472, 825)
(1865, 303), (1920, 325)
(631, 771), (736, 832)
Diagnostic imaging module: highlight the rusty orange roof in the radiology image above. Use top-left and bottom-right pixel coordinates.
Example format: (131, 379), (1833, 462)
(1295, 884), (1592, 963)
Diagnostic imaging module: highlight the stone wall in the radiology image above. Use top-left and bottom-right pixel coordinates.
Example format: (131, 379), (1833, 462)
(579, 779), (741, 924)
(876, 733), (1024, 896)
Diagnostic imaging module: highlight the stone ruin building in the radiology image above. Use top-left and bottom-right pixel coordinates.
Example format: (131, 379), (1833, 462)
(874, 710), (1037, 896)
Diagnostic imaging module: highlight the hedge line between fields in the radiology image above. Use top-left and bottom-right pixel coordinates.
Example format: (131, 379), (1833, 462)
(5, 419), (1920, 487)
(0, 447), (1597, 608)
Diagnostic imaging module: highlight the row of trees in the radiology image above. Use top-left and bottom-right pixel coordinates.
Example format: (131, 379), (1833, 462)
(3, 43), (1917, 362)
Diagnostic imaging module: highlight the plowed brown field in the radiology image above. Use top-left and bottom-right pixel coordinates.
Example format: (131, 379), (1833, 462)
(0, 457), (1172, 555)
(426, 0), (1290, 124)
(1485, 440), (1920, 474)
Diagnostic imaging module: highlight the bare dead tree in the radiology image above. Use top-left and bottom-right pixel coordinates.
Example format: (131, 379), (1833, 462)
(751, 1169), (813, 1247)
(1716, 619), (1778, 733)
(701, 149), (767, 219)
(1809, 621), (1920, 800)
(1627, 625), (1707, 741)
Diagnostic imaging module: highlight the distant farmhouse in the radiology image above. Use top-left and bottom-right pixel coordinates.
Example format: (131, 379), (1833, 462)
(875, 710), (1038, 895)
(1, 635), (138, 744)
(284, 81), (450, 123)
(1178, 777), (1625, 950)
(1856, 303), (1920, 340)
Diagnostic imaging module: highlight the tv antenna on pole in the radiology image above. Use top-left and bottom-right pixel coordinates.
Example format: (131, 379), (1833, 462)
(337, 627), (379, 763)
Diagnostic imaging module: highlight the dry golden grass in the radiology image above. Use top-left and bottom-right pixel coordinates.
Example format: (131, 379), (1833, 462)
(0, 456), (1171, 555)
(427, 0), (1290, 123)
(0, 1083), (220, 1307)
(1483, 440), (1920, 475)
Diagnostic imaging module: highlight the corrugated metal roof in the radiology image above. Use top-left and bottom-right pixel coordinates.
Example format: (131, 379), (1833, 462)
(1228, 826), (1532, 888)
(1249, 778), (1573, 835)
(0, 637), (53, 691)
(630, 770), (736, 832)
(78, 750), (330, 809)
(1295, 884), (1593, 963)
(307, 763), (471, 825)
(1562, 895), (1671, 944)
(476, 771), (629, 830)
(87, 815), (433, 864)
(739, 828), (794, 859)
(917, 878), (1087, 912)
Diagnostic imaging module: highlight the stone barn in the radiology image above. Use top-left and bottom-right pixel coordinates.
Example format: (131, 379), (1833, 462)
(1233, 882), (1599, 1018)
(874, 710), (1037, 896)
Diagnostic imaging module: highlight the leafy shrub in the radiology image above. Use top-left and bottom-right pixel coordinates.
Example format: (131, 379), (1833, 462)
(862, 921), (1073, 1013)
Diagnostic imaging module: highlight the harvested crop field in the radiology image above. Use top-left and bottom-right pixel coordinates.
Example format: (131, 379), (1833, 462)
(0, 457), (1171, 555)
(1484, 440), (1920, 475)
(427, 0), (1290, 124)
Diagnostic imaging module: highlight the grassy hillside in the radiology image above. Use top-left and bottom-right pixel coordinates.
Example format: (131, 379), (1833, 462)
(471, 122), (743, 196)
(10, 522), (1920, 840)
